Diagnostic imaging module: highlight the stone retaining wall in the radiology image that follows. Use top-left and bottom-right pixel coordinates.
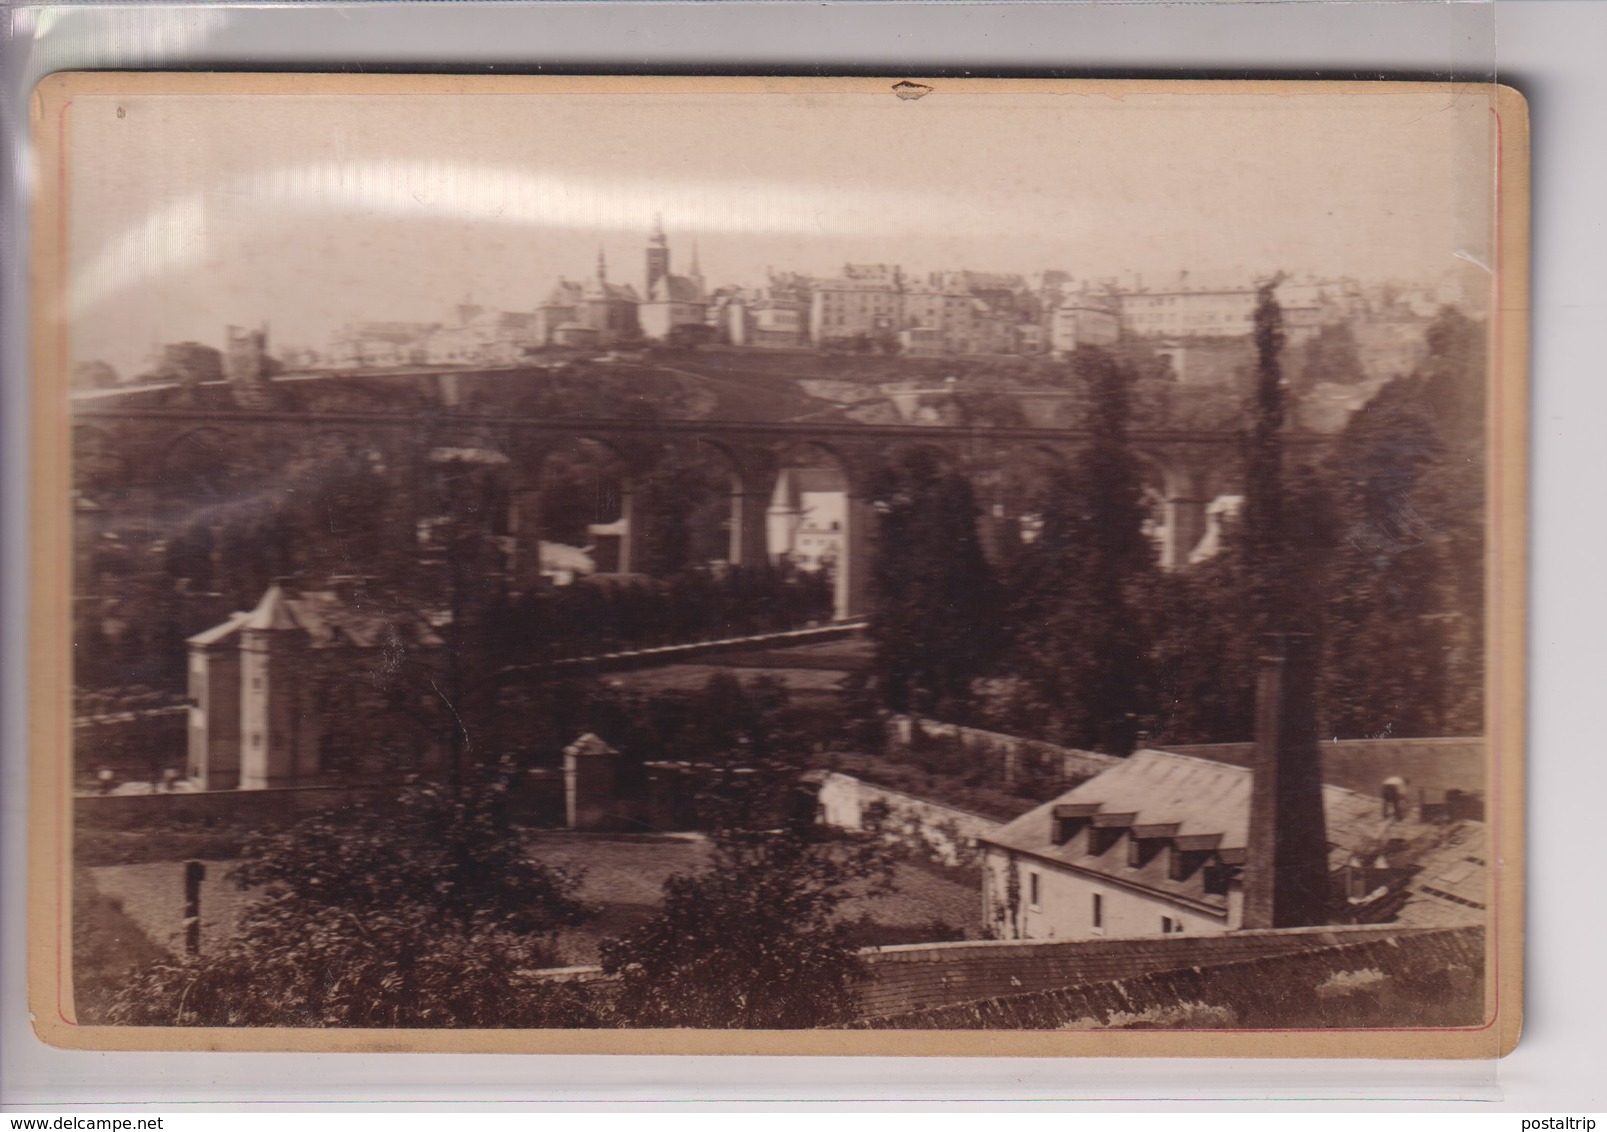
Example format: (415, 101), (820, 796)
(888, 716), (1120, 788)
(816, 771), (1000, 868)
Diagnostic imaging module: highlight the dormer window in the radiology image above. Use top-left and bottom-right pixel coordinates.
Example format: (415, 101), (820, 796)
(1125, 823), (1176, 870)
(1087, 812), (1136, 856)
(1051, 803), (1100, 846)
(1169, 847), (1212, 882)
(1051, 816), (1083, 845)
(1089, 826), (1124, 856)
(1127, 835), (1166, 869)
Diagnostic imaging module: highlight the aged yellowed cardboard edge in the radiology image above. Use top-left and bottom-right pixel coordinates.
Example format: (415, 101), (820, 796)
(27, 72), (1529, 1058)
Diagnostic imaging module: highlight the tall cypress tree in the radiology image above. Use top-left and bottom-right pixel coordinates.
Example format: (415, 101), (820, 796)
(1243, 278), (1291, 635)
(868, 449), (998, 721)
(1004, 346), (1155, 752)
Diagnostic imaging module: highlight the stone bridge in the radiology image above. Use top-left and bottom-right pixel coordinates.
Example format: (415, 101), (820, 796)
(73, 402), (1330, 618)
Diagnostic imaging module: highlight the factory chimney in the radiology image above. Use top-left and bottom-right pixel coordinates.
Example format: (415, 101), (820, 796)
(1241, 632), (1331, 929)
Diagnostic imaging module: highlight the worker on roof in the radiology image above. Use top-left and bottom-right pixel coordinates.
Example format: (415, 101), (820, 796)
(1381, 774), (1408, 822)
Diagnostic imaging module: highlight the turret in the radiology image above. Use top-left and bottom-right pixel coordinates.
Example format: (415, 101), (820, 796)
(238, 582), (320, 789)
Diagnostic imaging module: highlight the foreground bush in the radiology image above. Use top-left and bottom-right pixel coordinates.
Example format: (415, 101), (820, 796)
(108, 781), (598, 1028)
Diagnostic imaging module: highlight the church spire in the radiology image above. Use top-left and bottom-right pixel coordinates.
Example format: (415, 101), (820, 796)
(689, 240), (705, 301)
(596, 246), (608, 283)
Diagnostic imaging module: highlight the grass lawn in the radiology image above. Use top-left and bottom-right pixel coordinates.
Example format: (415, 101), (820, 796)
(608, 665), (848, 698)
(85, 858), (256, 960)
(72, 863), (188, 1024)
(526, 833), (981, 964)
(84, 829), (984, 973)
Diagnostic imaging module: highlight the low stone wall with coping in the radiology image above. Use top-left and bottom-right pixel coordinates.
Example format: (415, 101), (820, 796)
(816, 771), (1001, 868)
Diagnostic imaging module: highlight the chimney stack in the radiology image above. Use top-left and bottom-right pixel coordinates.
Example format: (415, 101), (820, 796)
(1241, 632), (1330, 929)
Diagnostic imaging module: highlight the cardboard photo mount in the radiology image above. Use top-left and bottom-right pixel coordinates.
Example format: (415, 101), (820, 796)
(27, 73), (1528, 1057)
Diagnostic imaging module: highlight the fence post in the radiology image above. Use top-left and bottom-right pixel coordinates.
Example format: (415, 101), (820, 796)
(183, 858), (206, 956)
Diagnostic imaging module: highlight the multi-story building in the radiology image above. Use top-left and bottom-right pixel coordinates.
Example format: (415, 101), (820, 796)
(1049, 291), (1121, 355)
(744, 272), (813, 348)
(809, 263), (904, 347)
(766, 466), (846, 573)
(931, 271), (1030, 319)
(424, 308), (540, 365)
(535, 280), (585, 345)
(1117, 275), (1261, 339)
(326, 321), (438, 368)
(577, 250), (642, 347)
(1115, 273), (1362, 345)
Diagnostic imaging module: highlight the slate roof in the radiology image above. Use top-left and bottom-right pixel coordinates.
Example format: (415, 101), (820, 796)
(1155, 737), (1485, 801)
(582, 279), (641, 303)
(985, 750), (1249, 855)
(647, 274), (705, 304)
(232, 583), (441, 649)
(982, 747), (1486, 926)
(186, 611), (250, 648)
(542, 281), (584, 307)
(852, 923), (1457, 1021)
(242, 583), (301, 632)
(1393, 821), (1489, 927)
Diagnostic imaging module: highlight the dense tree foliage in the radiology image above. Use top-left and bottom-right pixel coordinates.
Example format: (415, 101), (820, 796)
(1295, 320), (1366, 388)
(1144, 304), (1479, 743)
(599, 823), (890, 1028)
(108, 783), (597, 1027)
(629, 451), (736, 578)
(867, 448), (1000, 721)
(72, 360), (120, 390)
(995, 346), (1156, 751)
(591, 664), (894, 1028)
(507, 563), (833, 660)
(1318, 307), (1485, 737)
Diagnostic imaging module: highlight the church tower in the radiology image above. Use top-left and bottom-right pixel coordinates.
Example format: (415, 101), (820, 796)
(646, 214), (671, 295)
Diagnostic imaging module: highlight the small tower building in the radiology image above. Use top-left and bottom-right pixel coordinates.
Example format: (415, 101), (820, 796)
(238, 582), (321, 789)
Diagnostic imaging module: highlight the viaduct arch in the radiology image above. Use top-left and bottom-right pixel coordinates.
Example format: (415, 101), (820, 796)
(73, 404), (1330, 618)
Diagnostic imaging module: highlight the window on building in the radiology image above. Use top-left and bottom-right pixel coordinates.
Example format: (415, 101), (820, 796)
(1161, 916), (1175, 934)
(1028, 871), (1041, 909)
(1092, 892), (1103, 930)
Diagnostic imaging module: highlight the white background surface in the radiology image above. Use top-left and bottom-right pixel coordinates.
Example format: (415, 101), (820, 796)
(2, 0), (1603, 1111)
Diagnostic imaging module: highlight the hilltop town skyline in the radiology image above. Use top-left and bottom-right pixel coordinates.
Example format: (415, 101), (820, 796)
(66, 87), (1494, 377)
(82, 229), (1486, 383)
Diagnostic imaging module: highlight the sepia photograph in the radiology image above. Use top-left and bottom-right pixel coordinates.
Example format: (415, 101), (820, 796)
(29, 74), (1525, 1056)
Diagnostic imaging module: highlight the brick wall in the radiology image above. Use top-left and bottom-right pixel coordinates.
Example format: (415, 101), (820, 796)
(849, 925), (1484, 1030)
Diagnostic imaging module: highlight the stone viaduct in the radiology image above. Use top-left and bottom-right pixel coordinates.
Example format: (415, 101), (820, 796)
(73, 402), (1330, 619)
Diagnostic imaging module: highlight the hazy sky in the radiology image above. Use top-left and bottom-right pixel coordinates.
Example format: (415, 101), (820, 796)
(57, 83), (1496, 377)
